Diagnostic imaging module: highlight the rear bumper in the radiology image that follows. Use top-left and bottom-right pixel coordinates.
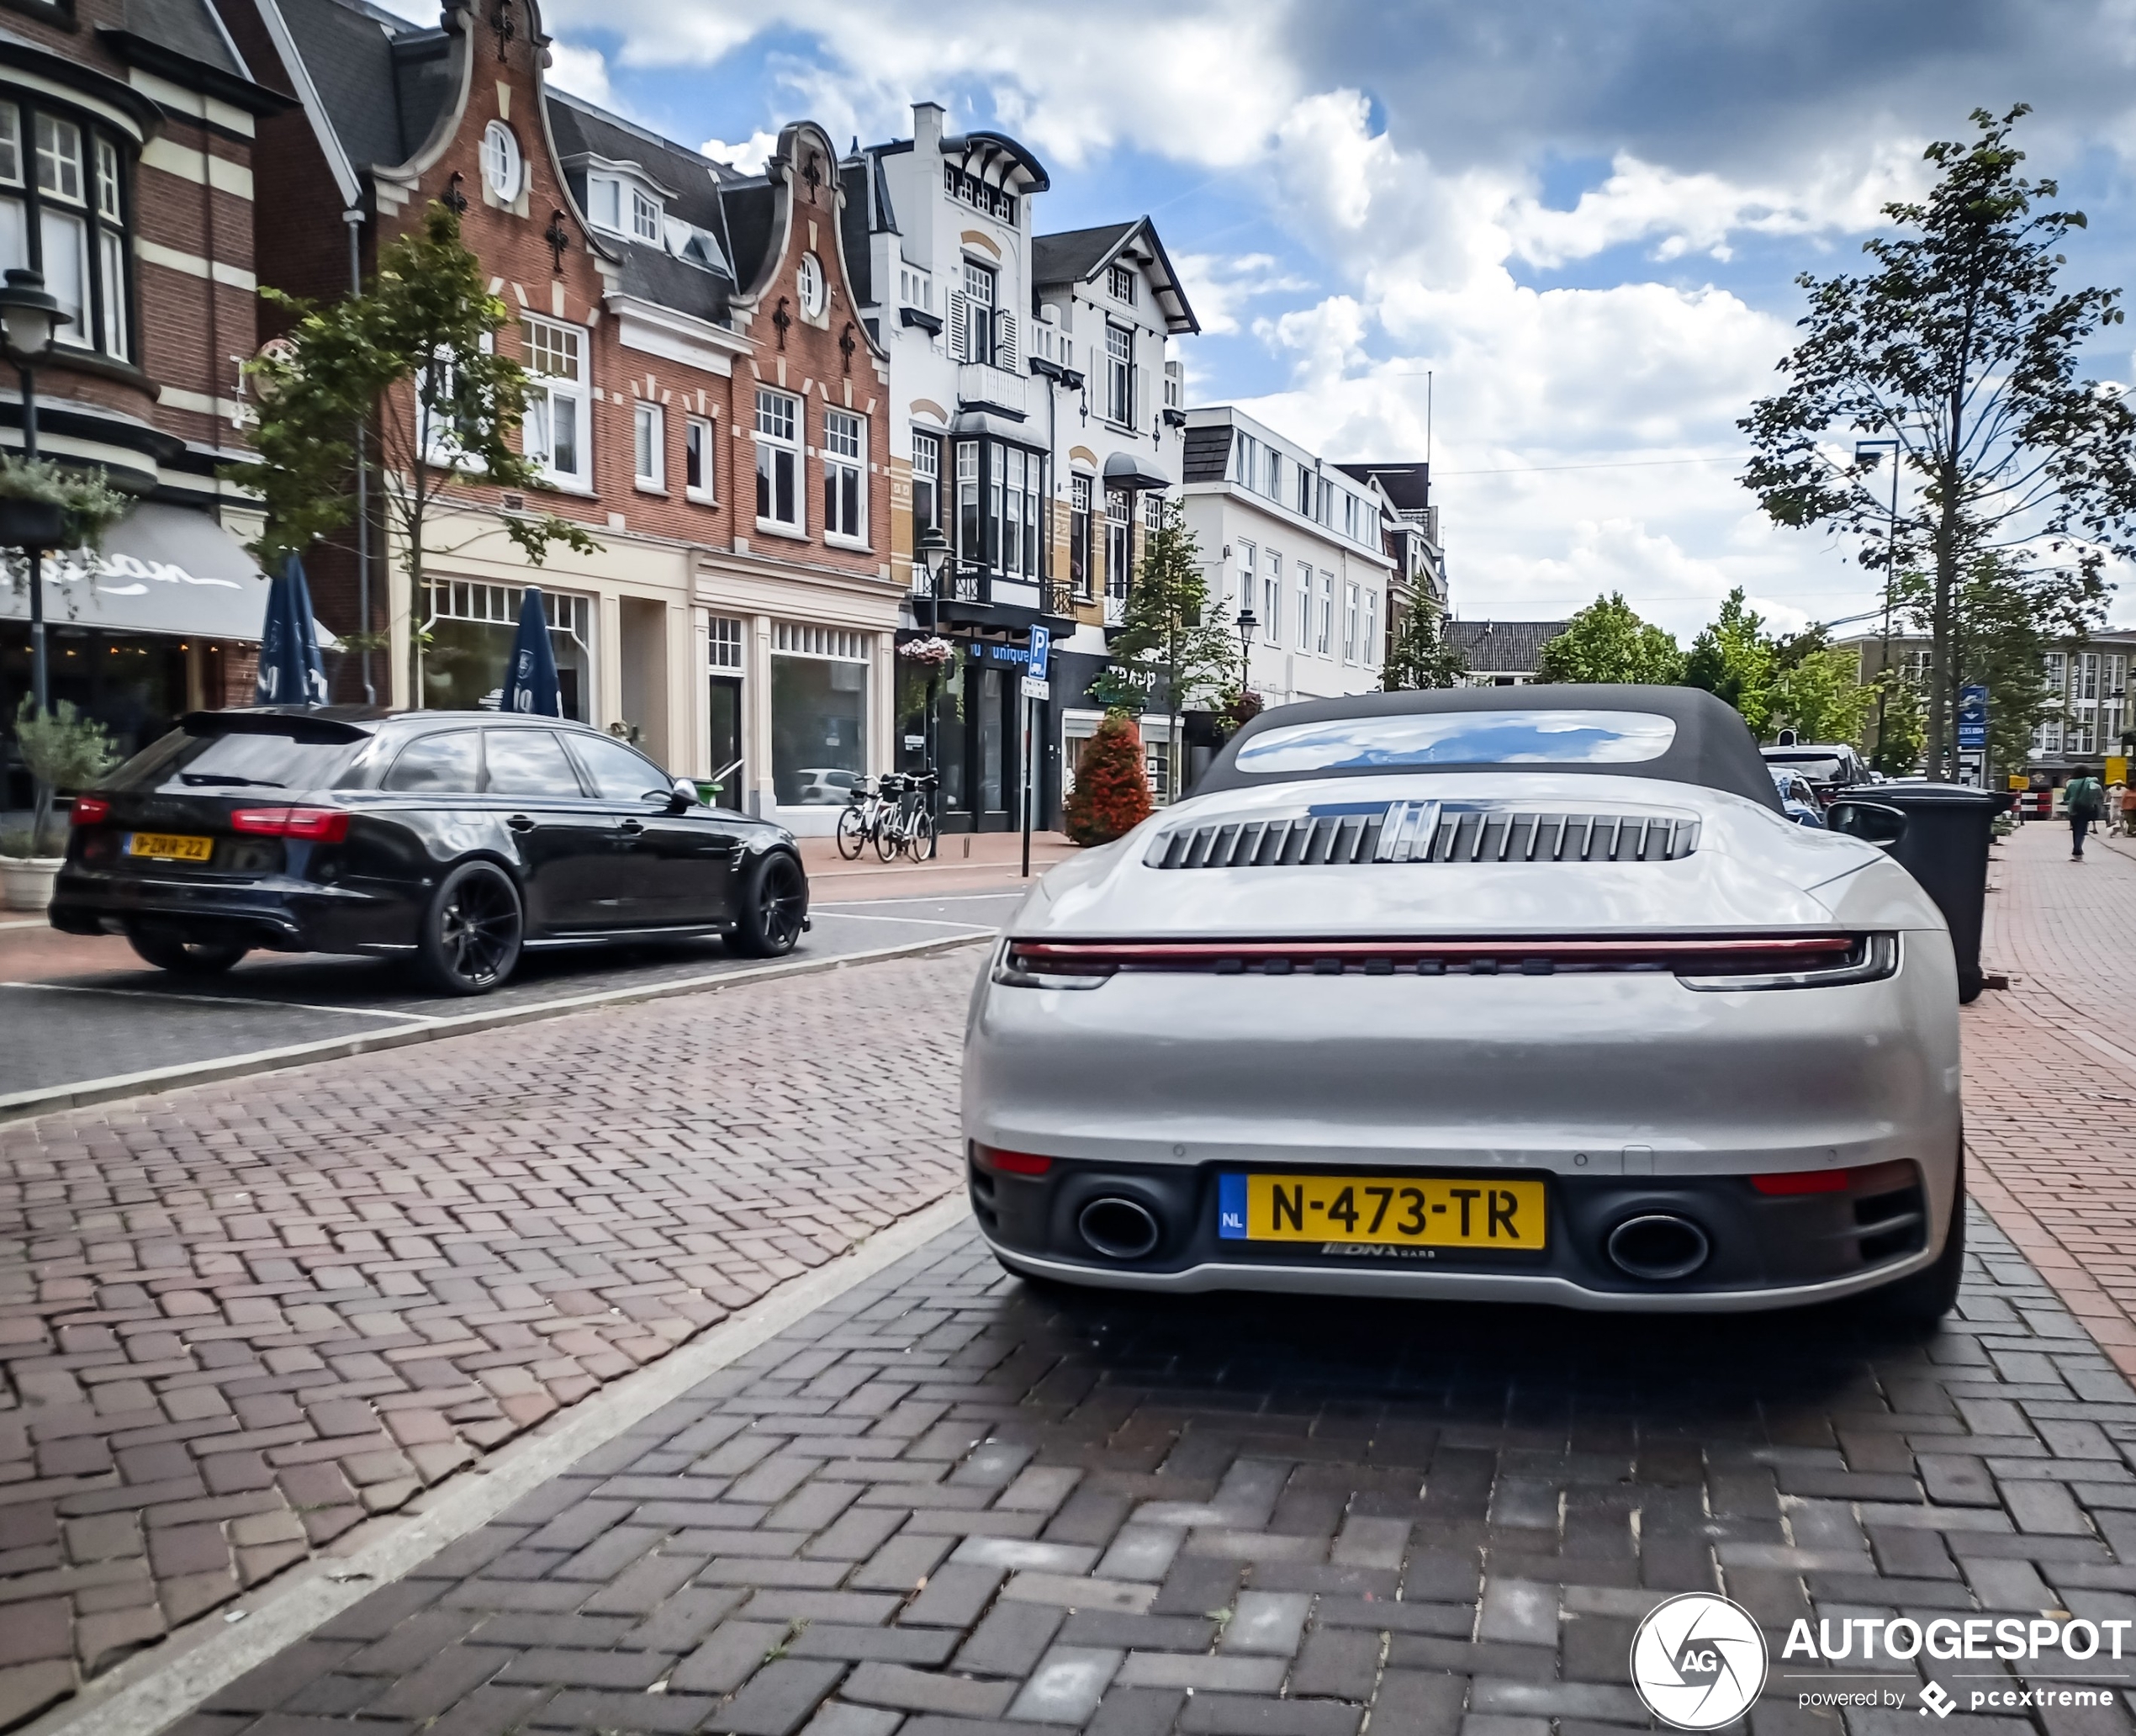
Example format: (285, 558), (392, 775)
(49, 866), (396, 953)
(970, 1151), (1942, 1309)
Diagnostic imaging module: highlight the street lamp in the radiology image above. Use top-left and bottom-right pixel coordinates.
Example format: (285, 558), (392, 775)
(912, 522), (954, 801)
(1235, 604), (1258, 707)
(0, 269), (66, 718)
(1855, 437), (1902, 771)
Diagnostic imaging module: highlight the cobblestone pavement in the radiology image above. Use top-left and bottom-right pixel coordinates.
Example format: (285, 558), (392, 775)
(1964, 822), (2136, 1378)
(173, 1210), (2136, 1736)
(0, 949), (980, 1715)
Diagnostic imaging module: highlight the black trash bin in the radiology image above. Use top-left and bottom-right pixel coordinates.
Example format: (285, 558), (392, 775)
(1841, 781), (2011, 1004)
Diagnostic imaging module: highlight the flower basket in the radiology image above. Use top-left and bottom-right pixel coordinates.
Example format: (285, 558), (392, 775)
(899, 636), (955, 667)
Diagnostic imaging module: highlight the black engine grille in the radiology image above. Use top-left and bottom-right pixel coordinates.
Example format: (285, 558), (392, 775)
(1146, 802), (1699, 870)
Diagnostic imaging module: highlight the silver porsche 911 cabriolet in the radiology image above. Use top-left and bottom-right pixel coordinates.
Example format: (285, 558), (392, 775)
(965, 685), (1963, 1319)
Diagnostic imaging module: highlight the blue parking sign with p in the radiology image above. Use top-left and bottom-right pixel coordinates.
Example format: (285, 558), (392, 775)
(1028, 626), (1049, 681)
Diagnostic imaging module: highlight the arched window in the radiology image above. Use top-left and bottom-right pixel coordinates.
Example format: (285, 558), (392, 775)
(796, 251), (826, 318)
(481, 121), (523, 202)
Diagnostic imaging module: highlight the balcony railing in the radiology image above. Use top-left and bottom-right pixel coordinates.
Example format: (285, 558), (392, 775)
(957, 363), (1028, 419)
(1039, 579), (1079, 620)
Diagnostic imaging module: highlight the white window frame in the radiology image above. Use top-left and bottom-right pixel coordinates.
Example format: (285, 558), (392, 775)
(960, 258), (996, 364)
(1235, 541), (1255, 617)
(1344, 580), (1360, 664)
(1108, 262), (1135, 304)
(755, 386), (803, 532)
(631, 187), (659, 241)
(1318, 571), (1335, 658)
(1106, 324), (1134, 426)
(482, 121), (523, 203)
(1295, 558), (1312, 654)
(633, 400), (664, 491)
(521, 316), (590, 490)
(1263, 553), (1282, 647)
(798, 251), (827, 318)
(823, 407), (867, 545)
(586, 174), (622, 234)
(708, 615), (744, 670)
(685, 415), (715, 502)
(1363, 586), (1379, 668)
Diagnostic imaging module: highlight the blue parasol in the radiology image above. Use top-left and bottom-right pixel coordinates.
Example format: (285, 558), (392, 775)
(501, 585), (561, 715)
(254, 553), (330, 706)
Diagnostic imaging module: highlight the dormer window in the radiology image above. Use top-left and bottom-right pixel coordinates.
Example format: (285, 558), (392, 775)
(1108, 262), (1135, 304)
(587, 174), (621, 232)
(631, 188), (659, 242)
(584, 171), (661, 242)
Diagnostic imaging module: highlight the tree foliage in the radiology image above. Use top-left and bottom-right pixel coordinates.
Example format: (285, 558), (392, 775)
(1090, 499), (1235, 797)
(1890, 552), (2056, 777)
(1536, 594), (1684, 685)
(13, 697), (114, 855)
(1683, 590), (1777, 734)
(1064, 712), (1154, 845)
(1382, 602), (1468, 691)
(228, 203), (600, 699)
(1740, 105), (2135, 778)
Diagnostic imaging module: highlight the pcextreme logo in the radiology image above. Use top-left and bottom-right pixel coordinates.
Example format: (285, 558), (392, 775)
(1630, 1594), (1769, 1730)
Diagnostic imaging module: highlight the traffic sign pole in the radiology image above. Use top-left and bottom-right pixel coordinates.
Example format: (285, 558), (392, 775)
(1020, 629), (1052, 881)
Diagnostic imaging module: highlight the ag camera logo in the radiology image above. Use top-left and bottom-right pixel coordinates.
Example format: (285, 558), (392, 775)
(1631, 1593), (1769, 1729)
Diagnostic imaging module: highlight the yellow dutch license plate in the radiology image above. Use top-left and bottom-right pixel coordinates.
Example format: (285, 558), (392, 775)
(1220, 1173), (1547, 1248)
(126, 833), (214, 862)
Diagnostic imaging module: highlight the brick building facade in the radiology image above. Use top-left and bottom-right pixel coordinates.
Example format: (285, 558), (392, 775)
(219, 0), (899, 828)
(0, 0), (288, 797)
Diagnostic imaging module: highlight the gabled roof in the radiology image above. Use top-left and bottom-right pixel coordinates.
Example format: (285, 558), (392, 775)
(1446, 619), (1568, 674)
(263, 0), (451, 173)
(104, 0), (288, 110)
(1033, 217), (1198, 335)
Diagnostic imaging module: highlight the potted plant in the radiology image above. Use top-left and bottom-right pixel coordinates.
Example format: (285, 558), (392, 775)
(0, 456), (128, 553)
(3, 698), (115, 911)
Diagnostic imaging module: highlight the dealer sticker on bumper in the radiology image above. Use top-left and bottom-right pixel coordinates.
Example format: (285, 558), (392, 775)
(1219, 1172), (1546, 1248)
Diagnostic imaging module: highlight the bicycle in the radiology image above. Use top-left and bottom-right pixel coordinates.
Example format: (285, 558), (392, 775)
(889, 772), (939, 861)
(835, 776), (894, 860)
(871, 771), (913, 862)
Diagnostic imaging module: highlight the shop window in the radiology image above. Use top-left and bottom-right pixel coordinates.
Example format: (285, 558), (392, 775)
(521, 317), (590, 489)
(0, 99), (131, 362)
(685, 416), (714, 500)
(770, 622), (870, 805)
(422, 582), (592, 718)
(755, 387), (802, 530)
(823, 408), (866, 542)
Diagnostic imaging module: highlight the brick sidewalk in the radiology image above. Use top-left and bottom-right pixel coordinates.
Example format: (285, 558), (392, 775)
(0, 949), (980, 1718)
(178, 1211), (2136, 1736)
(1965, 822), (2136, 1379)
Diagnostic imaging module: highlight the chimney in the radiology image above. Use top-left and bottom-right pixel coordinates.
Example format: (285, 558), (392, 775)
(909, 103), (945, 273)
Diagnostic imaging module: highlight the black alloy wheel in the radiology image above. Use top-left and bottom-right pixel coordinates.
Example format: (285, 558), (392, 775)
(731, 850), (807, 957)
(128, 924), (249, 977)
(419, 860), (525, 994)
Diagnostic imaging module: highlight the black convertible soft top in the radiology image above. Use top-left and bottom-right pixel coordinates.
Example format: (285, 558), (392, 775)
(1195, 685), (1784, 812)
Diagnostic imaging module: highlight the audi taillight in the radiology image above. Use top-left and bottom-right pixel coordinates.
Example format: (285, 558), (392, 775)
(70, 797), (109, 827)
(230, 807), (351, 843)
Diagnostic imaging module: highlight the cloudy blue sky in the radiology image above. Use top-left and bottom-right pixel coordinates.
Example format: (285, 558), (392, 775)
(505, 0), (2136, 641)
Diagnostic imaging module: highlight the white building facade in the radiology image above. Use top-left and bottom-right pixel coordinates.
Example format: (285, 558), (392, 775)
(1178, 407), (1398, 712)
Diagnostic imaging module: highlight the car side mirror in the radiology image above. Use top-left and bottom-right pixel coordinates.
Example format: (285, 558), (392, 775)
(1827, 799), (1907, 850)
(666, 777), (698, 813)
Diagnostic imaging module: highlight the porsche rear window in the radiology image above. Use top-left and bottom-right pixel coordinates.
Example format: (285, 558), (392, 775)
(1233, 710), (1679, 775)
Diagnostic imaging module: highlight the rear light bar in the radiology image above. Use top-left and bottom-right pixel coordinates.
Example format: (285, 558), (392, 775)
(1751, 1158), (1916, 1196)
(998, 934), (1878, 982)
(972, 1145), (1052, 1177)
(70, 797), (109, 826)
(230, 806), (351, 843)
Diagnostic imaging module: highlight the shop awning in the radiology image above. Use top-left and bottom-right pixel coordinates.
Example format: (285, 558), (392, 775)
(1103, 450), (1173, 491)
(0, 502), (338, 647)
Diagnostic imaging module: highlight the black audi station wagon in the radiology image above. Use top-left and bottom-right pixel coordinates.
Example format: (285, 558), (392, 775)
(50, 708), (811, 994)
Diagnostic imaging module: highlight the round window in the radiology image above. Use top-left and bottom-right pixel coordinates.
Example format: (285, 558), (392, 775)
(797, 252), (827, 318)
(482, 121), (523, 202)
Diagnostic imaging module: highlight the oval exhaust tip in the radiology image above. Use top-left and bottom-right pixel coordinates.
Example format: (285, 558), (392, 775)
(1079, 1197), (1161, 1261)
(1606, 1214), (1710, 1282)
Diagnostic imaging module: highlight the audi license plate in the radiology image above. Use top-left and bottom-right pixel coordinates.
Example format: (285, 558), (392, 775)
(1219, 1173), (1546, 1248)
(126, 833), (214, 862)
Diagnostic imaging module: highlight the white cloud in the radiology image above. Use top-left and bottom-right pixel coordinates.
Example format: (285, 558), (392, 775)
(1171, 252), (1310, 338)
(544, 40), (613, 107)
(700, 130), (780, 174)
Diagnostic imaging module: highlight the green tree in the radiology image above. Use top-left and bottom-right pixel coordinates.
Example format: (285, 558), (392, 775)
(1868, 668), (1927, 775)
(1768, 632), (1871, 744)
(1382, 601), (1468, 691)
(1890, 553), (2055, 781)
(1741, 106), (2136, 780)
(229, 202), (599, 702)
(13, 697), (114, 855)
(1535, 593), (1684, 685)
(1682, 589), (1778, 734)
(1090, 500), (1235, 797)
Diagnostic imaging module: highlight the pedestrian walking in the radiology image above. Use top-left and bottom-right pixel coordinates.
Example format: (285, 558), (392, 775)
(2120, 779), (2136, 837)
(2066, 767), (2106, 860)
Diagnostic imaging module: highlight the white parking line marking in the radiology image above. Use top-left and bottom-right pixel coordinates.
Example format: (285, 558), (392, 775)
(812, 913), (997, 929)
(0, 981), (437, 1024)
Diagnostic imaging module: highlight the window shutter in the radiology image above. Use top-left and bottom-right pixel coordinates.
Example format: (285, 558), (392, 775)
(994, 311), (1018, 369)
(948, 290), (969, 360)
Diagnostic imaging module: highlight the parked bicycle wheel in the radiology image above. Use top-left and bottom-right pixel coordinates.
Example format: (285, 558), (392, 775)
(875, 805), (904, 862)
(835, 802), (868, 860)
(903, 807), (937, 861)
